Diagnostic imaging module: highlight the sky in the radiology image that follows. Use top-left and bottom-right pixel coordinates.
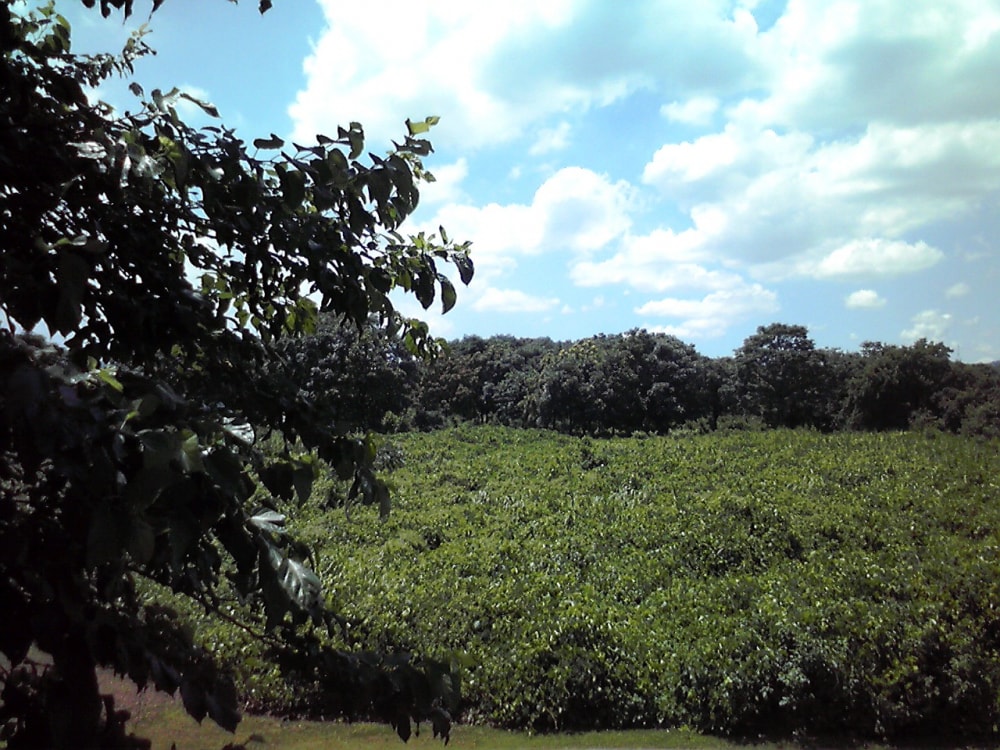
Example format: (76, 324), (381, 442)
(46, 0), (1000, 361)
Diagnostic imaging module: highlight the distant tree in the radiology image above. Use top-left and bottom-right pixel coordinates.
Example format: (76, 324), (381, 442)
(734, 323), (831, 429)
(0, 3), (469, 747)
(267, 314), (418, 434)
(413, 335), (558, 428)
(845, 339), (953, 431)
(631, 329), (710, 430)
(535, 338), (608, 434)
(815, 347), (863, 431)
(531, 331), (710, 435)
(413, 335), (489, 426)
(702, 355), (737, 430)
(594, 330), (710, 432)
(933, 361), (1000, 437)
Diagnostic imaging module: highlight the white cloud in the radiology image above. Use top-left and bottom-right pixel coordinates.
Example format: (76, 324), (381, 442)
(284, 0), (1000, 355)
(472, 288), (560, 313)
(845, 289), (886, 309)
(290, 1), (763, 151)
(643, 122), (814, 193)
(569, 218), (734, 292)
(946, 282), (971, 298)
(902, 309), (953, 342)
(635, 283), (779, 339)
(645, 128), (743, 184)
(750, 0), (1000, 132)
(427, 202), (538, 283)
(290, 1), (570, 150)
(660, 96), (719, 125)
(573, 256), (742, 294)
(814, 239), (943, 279)
(534, 168), (634, 252)
(641, 118), (1000, 279)
(418, 158), (469, 207)
(419, 167), (632, 285)
(529, 122), (572, 155)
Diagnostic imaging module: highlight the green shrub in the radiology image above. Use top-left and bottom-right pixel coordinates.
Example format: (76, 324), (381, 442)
(171, 426), (1000, 741)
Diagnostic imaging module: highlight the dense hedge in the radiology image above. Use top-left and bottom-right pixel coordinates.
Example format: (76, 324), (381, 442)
(196, 426), (1000, 741)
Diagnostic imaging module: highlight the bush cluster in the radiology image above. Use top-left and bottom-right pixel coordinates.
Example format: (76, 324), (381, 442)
(195, 426), (1000, 741)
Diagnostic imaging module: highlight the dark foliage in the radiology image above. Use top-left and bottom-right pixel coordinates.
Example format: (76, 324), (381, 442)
(389, 324), (996, 438)
(0, 2), (470, 747)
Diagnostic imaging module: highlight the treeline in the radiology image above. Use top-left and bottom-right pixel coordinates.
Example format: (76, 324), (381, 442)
(274, 318), (1000, 438)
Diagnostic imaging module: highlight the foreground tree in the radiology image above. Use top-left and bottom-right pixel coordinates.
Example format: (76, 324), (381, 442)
(1, 3), (470, 747)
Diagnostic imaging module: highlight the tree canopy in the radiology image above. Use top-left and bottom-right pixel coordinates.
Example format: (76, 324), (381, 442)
(1, 2), (470, 747)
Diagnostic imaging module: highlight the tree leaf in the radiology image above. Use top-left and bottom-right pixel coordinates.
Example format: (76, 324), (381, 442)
(127, 516), (156, 564)
(253, 134), (284, 150)
(405, 116), (439, 136)
(94, 368), (123, 392)
(86, 501), (127, 568)
(180, 679), (208, 723)
(250, 509), (287, 535)
(292, 465), (314, 505)
(454, 255), (474, 286)
(204, 678), (240, 733)
(278, 557), (322, 612)
(440, 278), (457, 314)
(278, 168), (306, 208)
(53, 251), (89, 334)
(123, 465), (177, 510)
(138, 429), (182, 470)
(179, 91), (220, 118)
(259, 462), (294, 501)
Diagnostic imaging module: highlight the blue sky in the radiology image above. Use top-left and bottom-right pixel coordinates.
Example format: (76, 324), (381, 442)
(50, 0), (1000, 361)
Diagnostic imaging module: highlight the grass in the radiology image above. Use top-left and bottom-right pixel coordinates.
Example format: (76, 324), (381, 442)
(106, 670), (757, 750)
(127, 708), (779, 750)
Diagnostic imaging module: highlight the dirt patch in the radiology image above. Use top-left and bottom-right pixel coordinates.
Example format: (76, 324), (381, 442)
(98, 668), (183, 725)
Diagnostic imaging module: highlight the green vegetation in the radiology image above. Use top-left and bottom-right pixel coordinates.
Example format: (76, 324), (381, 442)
(381, 325), (1000, 438)
(4, 2), (1000, 749)
(192, 426), (1000, 742)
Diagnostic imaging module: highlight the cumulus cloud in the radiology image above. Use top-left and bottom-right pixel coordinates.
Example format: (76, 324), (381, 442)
(845, 289), (887, 309)
(418, 158), (469, 207)
(751, 0), (1000, 132)
(815, 239), (943, 279)
(643, 123), (812, 192)
(530, 122), (572, 155)
(660, 96), (719, 125)
(946, 282), (971, 298)
(902, 310), (953, 342)
(285, 0), (1000, 352)
(289, 1), (566, 150)
(635, 283), (779, 339)
(289, 1), (763, 150)
(643, 119), (1000, 274)
(573, 258), (743, 293)
(420, 167), (631, 286)
(534, 168), (634, 251)
(472, 288), (560, 313)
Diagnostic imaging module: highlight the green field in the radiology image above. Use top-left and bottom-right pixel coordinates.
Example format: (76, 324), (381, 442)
(188, 426), (1000, 743)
